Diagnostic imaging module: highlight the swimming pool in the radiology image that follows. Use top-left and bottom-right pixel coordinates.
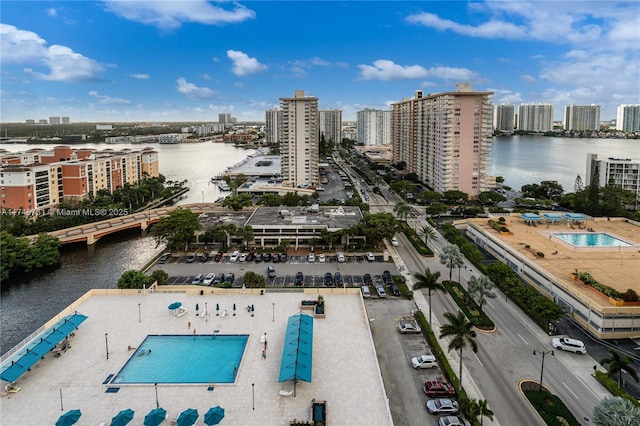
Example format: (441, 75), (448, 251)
(111, 334), (248, 384)
(552, 232), (632, 247)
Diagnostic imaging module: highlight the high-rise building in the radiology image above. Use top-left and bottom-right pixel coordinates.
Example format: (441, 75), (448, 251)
(356, 108), (392, 146)
(586, 153), (639, 209)
(61, 117), (70, 125)
(494, 104), (515, 134)
(564, 105), (601, 131)
(616, 104), (640, 132)
(279, 90), (319, 187)
(265, 109), (280, 145)
(218, 113), (236, 127)
(49, 116), (61, 125)
(319, 109), (342, 146)
(391, 83), (494, 198)
(517, 104), (554, 132)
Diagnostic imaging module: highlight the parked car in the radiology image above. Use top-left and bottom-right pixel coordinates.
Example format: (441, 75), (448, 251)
(203, 273), (215, 286)
(229, 251), (239, 262)
(324, 272), (333, 286)
(423, 380), (456, 398)
(254, 253), (262, 263)
(382, 270), (393, 285)
(267, 266), (276, 278)
(390, 283), (401, 296)
(411, 354), (438, 369)
(337, 252), (345, 263)
(318, 253), (326, 263)
(552, 337), (586, 354)
(334, 272), (343, 286)
(398, 320), (421, 334)
(192, 274), (203, 284)
(186, 253), (197, 263)
(158, 252), (171, 263)
(246, 252), (255, 262)
(361, 285), (371, 298)
(261, 253), (270, 262)
(224, 273), (236, 285)
(214, 252), (223, 262)
(363, 273), (373, 286)
(438, 416), (467, 426)
(425, 398), (459, 415)
(391, 237), (398, 246)
(272, 255), (279, 263)
(307, 253), (315, 263)
(200, 252), (209, 262)
(375, 285), (386, 298)
(213, 273), (225, 285)
(279, 253), (288, 263)
(365, 252), (375, 262)
(294, 272), (304, 286)
(238, 253), (247, 262)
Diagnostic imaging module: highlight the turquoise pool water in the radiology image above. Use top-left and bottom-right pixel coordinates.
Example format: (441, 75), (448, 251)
(552, 233), (632, 247)
(111, 334), (248, 384)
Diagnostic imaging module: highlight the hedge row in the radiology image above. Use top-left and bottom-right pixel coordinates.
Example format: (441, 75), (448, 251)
(441, 280), (495, 329)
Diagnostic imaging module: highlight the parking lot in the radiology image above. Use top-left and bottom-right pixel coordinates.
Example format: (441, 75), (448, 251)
(365, 297), (456, 426)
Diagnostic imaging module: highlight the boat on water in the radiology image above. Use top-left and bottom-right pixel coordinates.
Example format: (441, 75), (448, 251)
(217, 180), (231, 191)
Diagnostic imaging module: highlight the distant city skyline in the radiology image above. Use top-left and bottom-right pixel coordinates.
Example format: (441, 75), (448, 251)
(1, 1), (638, 123)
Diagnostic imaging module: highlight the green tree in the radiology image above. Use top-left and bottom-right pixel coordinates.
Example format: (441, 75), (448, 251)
(222, 193), (253, 210)
(393, 201), (412, 222)
(148, 269), (169, 285)
(600, 349), (639, 389)
(593, 396), (640, 426)
(257, 193), (282, 207)
(150, 208), (200, 251)
(476, 399), (494, 426)
(442, 190), (468, 204)
(242, 271), (266, 288)
(389, 180), (414, 196)
(416, 190), (441, 204)
(425, 202), (448, 216)
(117, 269), (150, 289)
(413, 268), (443, 329)
(439, 311), (478, 387)
(28, 233), (61, 270)
(467, 275), (496, 311)
(440, 244), (464, 282)
(354, 213), (398, 248)
(420, 225), (438, 246)
(478, 191), (507, 205)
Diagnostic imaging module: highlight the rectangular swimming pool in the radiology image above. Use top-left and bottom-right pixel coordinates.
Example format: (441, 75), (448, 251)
(111, 334), (248, 384)
(552, 232), (632, 247)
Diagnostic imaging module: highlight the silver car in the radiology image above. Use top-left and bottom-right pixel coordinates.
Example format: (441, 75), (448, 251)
(426, 398), (459, 415)
(398, 320), (421, 334)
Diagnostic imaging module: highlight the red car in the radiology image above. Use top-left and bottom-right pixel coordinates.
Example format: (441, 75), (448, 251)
(423, 380), (456, 398)
(214, 252), (223, 262)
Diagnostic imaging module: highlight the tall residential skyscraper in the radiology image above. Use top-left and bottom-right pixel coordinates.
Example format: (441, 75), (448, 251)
(518, 103), (554, 132)
(586, 153), (639, 209)
(279, 90), (319, 187)
(564, 104), (601, 131)
(265, 109), (280, 145)
(218, 113), (236, 126)
(319, 109), (342, 146)
(391, 83), (494, 198)
(356, 108), (392, 146)
(616, 104), (640, 132)
(494, 104), (515, 133)
(49, 116), (61, 125)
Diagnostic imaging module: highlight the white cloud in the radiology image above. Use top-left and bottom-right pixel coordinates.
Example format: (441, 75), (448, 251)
(226, 50), (267, 76)
(487, 88), (523, 105)
(406, 13), (526, 39)
(129, 73), (149, 80)
(520, 74), (536, 84)
(103, 0), (255, 30)
(88, 90), (131, 104)
(1, 24), (103, 82)
(427, 66), (476, 81)
(358, 60), (428, 81)
(175, 77), (218, 100)
(47, 8), (57, 17)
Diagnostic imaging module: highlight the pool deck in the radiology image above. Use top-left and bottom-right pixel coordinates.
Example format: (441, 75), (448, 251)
(1, 290), (391, 426)
(470, 216), (640, 309)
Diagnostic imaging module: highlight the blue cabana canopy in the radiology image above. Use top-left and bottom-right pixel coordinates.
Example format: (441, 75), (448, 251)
(521, 213), (541, 221)
(542, 213), (564, 221)
(565, 213), (586, 221)
(278, 312), (313, 383)
(1, 313), (87, 382)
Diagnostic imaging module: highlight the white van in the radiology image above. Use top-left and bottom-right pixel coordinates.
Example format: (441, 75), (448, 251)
(361, 285), (371, 298)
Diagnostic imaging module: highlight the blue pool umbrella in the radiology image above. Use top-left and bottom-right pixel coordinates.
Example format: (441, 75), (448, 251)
(204, 406), (225, 425)
(176, 408), (199, 426)
(168, 302), (182, 310)
(251, 304), (254, 317)
(143, 408), (166, 426)
(216, 303), (220, 315)
(233, 303), (236, 316)
(196, 303), (199, 313)
(56, 409), (81, 426)
(110, 408), (134, 426)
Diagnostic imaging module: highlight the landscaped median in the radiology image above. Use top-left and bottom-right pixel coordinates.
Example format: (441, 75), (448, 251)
(441, 280), (495, 330)
(519, 380), (580, 426)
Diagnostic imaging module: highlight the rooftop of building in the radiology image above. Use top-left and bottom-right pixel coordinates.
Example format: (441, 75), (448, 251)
(226, 155), (281, 177)
(0, 289), (390, 426)
(247, 206), (363, 229)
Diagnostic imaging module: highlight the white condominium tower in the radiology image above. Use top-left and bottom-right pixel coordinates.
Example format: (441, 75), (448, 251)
(564, 104), (601, 131)
(265, 109), (280, 145)
(356, 108), (392, 146)
(391, 83), (494, 198)
(279, 90), (319, 187)
(586, 153), (639, 209)
(616, 104), (640, 132)
(494, 104), (515, 133)
(518, 103), (554, 132)
(319, 109), (342, 146)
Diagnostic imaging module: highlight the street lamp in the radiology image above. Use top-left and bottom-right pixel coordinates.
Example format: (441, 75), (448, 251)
(532, 349), (554, 392)
(105, 333), (109, 360)
(154, 383), (159, 408)
(252, 383), (255, 410)
(138, 303), (141, 323)
(272, 303), (275, 322)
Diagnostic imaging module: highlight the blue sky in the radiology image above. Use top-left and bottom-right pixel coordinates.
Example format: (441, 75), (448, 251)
(1, 1), (639, 123)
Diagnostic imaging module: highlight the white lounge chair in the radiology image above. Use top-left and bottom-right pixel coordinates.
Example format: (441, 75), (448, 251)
(176, 308), (187, 318)
(279, 389), (293, 397)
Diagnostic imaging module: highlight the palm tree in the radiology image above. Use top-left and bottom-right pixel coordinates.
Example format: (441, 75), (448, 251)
(593, 396), (640, 426)
(440, 244), (464, 282)
(439, 311), (478, 387)
(600, 349), (639, 389)
(477, 399), (494, 426)
(413, 269), (443, 329)
(393, 201), (412, 223)
(420, 225), (438, 246)
(467, 275), (497, 311)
